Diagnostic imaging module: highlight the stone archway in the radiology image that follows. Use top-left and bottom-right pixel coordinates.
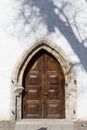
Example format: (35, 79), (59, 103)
(11, 39), (77, 121)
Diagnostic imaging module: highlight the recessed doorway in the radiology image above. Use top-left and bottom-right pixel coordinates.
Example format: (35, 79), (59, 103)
(11, 39), (77, 121)
(22, 50), (65, 119)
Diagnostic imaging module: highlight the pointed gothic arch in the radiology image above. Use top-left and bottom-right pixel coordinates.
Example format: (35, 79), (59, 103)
(11, 39), (77, 121)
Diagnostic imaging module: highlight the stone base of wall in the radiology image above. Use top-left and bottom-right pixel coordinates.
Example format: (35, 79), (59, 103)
(74, 121), (87, 130)
(0, 120), (87, 130)
(0, 121), (15, 130)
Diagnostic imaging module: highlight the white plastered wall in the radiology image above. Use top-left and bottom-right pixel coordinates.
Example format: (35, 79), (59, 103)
(0, 0), (87, 120)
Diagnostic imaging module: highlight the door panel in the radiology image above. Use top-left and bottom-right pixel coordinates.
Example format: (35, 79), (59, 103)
(22, 50), (65, 118)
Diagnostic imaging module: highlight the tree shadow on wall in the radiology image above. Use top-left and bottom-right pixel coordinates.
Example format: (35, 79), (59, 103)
(16, 0), (87, 71)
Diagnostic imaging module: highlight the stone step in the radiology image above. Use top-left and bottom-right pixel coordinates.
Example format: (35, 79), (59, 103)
(14, 119), (75, 130)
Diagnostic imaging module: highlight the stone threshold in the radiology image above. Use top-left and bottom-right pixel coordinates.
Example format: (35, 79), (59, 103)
(16, 119), (74, 125)
(14, 119), (75, 130)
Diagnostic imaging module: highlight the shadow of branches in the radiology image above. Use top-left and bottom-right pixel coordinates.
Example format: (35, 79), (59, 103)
(16, 0), (87, 71)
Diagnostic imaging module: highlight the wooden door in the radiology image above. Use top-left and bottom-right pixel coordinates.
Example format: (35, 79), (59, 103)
(22, 50), (65, 118)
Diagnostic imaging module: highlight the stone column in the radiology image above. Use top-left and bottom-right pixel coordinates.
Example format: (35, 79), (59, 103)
(14, 85), (24, 120)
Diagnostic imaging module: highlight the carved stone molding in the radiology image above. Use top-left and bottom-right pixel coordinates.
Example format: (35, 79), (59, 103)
(11, 39), (77, 121)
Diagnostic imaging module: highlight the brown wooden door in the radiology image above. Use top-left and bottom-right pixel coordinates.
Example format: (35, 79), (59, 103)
(22, 50), (65, 118)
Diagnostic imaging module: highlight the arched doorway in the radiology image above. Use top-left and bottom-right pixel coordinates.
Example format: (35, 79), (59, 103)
(22, 50), (65, 119)
(11, 39), (77, 121)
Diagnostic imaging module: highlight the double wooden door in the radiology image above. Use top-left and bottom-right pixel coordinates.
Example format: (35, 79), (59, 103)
(22, 50), (65, 118)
